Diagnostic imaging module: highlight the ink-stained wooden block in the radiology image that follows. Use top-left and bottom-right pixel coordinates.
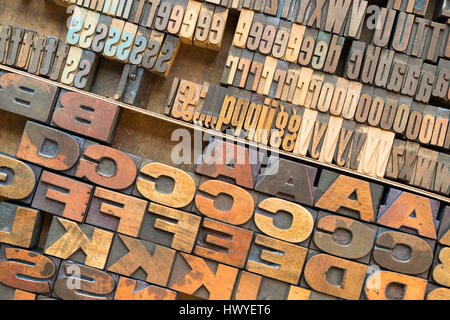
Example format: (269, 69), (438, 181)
(140, 0), (163, 29)
(407, 17), (430, 58)
(343, 0), (367, 40)
(371, 7), (395, 48)
(134, 159), (198, 210)
(323, 35), (344, 74)
(410, 147), (439, 190)
(284, 23), (305, 63)
(0, 245), (60, 297)
(388, 0), (429, 16)
(66, 6), (88, 47)
(373, 48), (394, 88)
(311, 31), (330, 71)
(0, 203), (42, 249)
(52, 90), (119, 143)
(15, 30), (36, 70)
(53, 260), (116, 300)
(251, 194), (316, 247)
(44, 216), (114, 269)
(194, 177), (256, 227)
(360, 45), (381, 85)
(179, 0), (202, 45)
(39, 37), (59, 78)
(194, 2), (215, 48)
(103, 18), (125, 60)
(153, 34), (180, 77)
(170, 79), (202, 121)
(433, 59), (450, 101)
(116, 64), (145, 105)
(0, 153), (38, 203)
(194, 218), (253, 268)
(422, 21), (447, 63)
(258, 16), (279, 56)
(363, 269), (427, 300)
(60, 45), (83, 86)
(0, 25), (11, 64)
(417, 105), (437, 146)
(140, 203), (201, 253)
(345, 40), (366, 81)
(79, 10), (100, 50)
(116, 22), (138, 63)
(438, 206), (450, 247)
(232, 271), (291, 300)
(91, 14), (112, 53)
(0, 72), (58, 122)
(233, 9), (254, 48)
(75, 141), (140, 193)
(129, 26), (150, 66)
(311, 211), (377, 264)
(5, 27), (24, 66)
(391, 12), (414, 53)
(246, 234), (307, 285)
(346, 124), (369, 171)
(324, 0), (351, 35)
(207, 6), (228, 50)
(303, 0), (329, 30)
(221, 46), (242, 86)
(372, 228), (435, 279)
(196, 138), (261, 189)
(431, 245), (450, 288)
(391, 96), (411, 136)
(314, 169), (384, 223)
(405, 100), (423, 142)
(246, 52), (265, 92)
(17, 121), (85, 174)
(106, 234), (175, 286)
(127, 0), (146, 24)
(50, 42), (70, 82)
(254, 156), (317, 206)
(32, 171), (93, 223)
(377, 188), (440, 240)
(85, 187), (147, 237)
(333, 119), (355, 167)
(302, 250), (367, 300)
(307, 112), (330, 160)
(114, 276), (177, 300)
(153, 0), (174, 33)
(168, 252), (238, 300)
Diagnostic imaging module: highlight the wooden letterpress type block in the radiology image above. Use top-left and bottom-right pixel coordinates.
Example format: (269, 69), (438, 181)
(170, 79), (202, 122)
(430, 245), (450, 288)
(416, 63), (437, 103)
(423, 21), (447, 63)
(0, 26), (11, 64)
(360, 45), (381, 85)
(153, 34), (180, 77)
(16, 30), (36, 70)
(311, 31), (330, 71)
(0, 203), (42, 249)
(153, 0), (174, 33)
(32, 171), (93, 223)
(5, 27), (24, 66)
(0, 73), (58, 122)
(0, 245), (60, 297)
(50, 42), (70, 82)
(398, 141), (420, 183)
(117, 0), (134, 20)
(85, 187), (147, 237)
(259, 16), (279, 56)
(377, 188), (440, 240)
(53, 260), (116, 300)
(129, 26), (150, 66)
(79, 10), (100, 50)
(115, 22), (138, 63)
(73, 49), (99, 90)
(106, 234), (175, 286)
(438, 206), (450, 246)
(323, 35), (344, 74)
(257, 57), (277, 96)
(374, 48), (394, 88)
(179, 0), (202, 45)
(417, 105), (436, 145)
(391, 12), (414, 53)
(345, 40), (366, 81)
(114, 276), (177, 300)
(272, 20), (290, 60)
(44, 216), (114, 269)
(0, 153), (38, 203)
(141, 30), (164, 70)
(302, 250), (367, 300)
(251, 194), (317, 248)
(298, 28), (318, 68)
(401, 56), (423, 97)
(379, 92), (399, 131)
(66, 6), (88, 47)
(432, 153), (450, 196)
(363, 270), (427, 300)
(315, 169), (384, 223)
(103, 18), (125, 60)
(52, 89), (119, 143)
(316, 73), (336, 113)
(233, 271), (291, 300)
(168, 252), (238, 300)
(410, 147), (439, 190)
(393, 95), (412, 135)
(343, 0), (367, 40)
(127, 0), (146, 24)
(140, 203), (200, 253)
(426, 283), (450, 300)
(324, 0), (351, 35)
(246, 234), (307, 284)
(433, 59), (450, 101)
(246, 13), (266, 52)
(372, 228), (435, 279)
(334, 119), (355, 167)
(312, 211), (377, 263)
(16, 121), (85, 172)
(207, 6), (228, 51)
(194, 2), (215, 48)
(254, 156), (317, 206)
(141, 0), (162, 29)
(75, 141), (140, 193)
(406, 17), (430, 58)
(116, 64), (145, 105)
(39, 37), (59, 78)
(371, 8), (395, 48)
(303, 0), (328, 30)
(284, 23), (305, 63)
(91, 14), (112, 53)
(167, 0), (189, 36)
(60, 45), (83, 86)
(134, 159), (198, 210)
(194, 218), (253, 268)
